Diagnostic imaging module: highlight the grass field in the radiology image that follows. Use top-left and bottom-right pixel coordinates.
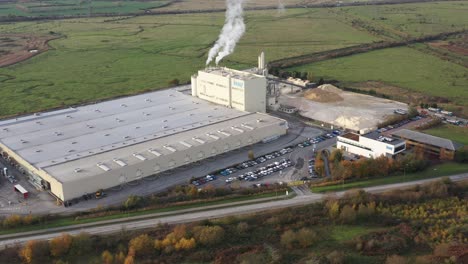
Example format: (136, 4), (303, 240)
(423, 124), (468, 145)
(0, 0), (170, 18)
(339, 1), (468, 37)
(288, 46), (468, 107)
(0, 9), (379, 117)
(311, 162), (468, 193)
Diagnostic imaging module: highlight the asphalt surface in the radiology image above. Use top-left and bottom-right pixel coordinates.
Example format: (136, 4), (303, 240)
(1, 173), (466, 249)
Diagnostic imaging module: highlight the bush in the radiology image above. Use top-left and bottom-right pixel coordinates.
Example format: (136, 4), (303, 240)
(326, 250), (345, 264)
(296, 228), (319, 248)
(19, 240), (49, 264)
(49, 233), (73, 257)
(192, 225), (225, 246)
(280, 230), (296, 249)
(339, 205), (356, 224)
(123, 195), (143, 210)
(128, 234), (153, 258)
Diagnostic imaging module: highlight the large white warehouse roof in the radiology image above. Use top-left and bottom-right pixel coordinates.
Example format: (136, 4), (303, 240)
(0, 89), (284, 185)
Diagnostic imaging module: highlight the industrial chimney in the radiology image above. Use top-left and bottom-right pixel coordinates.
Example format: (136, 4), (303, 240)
(258, 51), (265, 70)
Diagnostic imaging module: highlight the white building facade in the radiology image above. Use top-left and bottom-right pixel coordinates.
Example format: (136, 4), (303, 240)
(337, 132), (406, 159)
(191, 67), (267, 113)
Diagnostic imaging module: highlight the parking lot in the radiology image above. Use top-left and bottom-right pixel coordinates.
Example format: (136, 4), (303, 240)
(190, 130), (340, 189)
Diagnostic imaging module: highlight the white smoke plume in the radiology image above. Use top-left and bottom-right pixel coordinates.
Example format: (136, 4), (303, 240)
(277, 0), (285, 15)
(206, 0), (245, 65)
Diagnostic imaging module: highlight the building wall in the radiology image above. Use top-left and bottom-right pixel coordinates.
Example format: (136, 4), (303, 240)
(337, 136), (405, 159)
(0, 142), (65, 201)
(337, 141), (374, 158)
(193, 70), (266, 113)
(402, 139), (455, 160)
(10, 121), (287, 202)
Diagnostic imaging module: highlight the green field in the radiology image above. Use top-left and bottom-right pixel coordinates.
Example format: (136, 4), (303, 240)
(311, 162), (468, 193)
(288, 46), (468, 106)
(339, 1), (468, 37)
(0, 9), (379, 117)
(0, 0), (170, 18)
(424, 124), (468, 145)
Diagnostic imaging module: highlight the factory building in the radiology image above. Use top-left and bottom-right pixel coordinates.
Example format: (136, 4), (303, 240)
(391, 129), (463, 160)
(337, 131), (406, 159)
(191, 67), (267, 113)
(0, 89), (287, 202)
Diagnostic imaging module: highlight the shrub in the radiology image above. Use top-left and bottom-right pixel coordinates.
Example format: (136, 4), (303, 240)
(128, 234), (153, 258)
(192, 225), (225, 246)
(49, 233), (73, 257)
(296, 228), (319, 248)
(101, 250), (114, 264)
(339, 205), (356, 224)
(280, 230), (296, 249)
(326, 250), (345, 264)
(19, 240), (49, 264)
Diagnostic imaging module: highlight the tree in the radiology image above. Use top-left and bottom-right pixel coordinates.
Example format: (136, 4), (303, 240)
(101, 250), (114, 264)
(236, 222), (250, 234)
(193, 225), (225, 246)
(128, 234), (153, 258)
(123, 195), (143, 210)
(385, 255), (407, 264)
(327, 200), (340, 220)
(69, 232), (92, 256)
(248, 150), (255, 160)
(124, 255), (134, 264)
(327, 250), (345, 264)
(317, 78), (325, 86)
(280, 230), (296, 249)
(339, 205), (357, 224)
(174, 237), (196, 251)
(296, 228), (319, 248)
(115, 251), (126, 264)
(329, 149), (343, 164)
(19, 240), (49, 264)
(49, 233), (73, 257)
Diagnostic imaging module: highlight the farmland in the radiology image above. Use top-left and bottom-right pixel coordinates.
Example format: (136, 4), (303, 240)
(0, 0), (170, 18)
(0, 9), (379, 117)
(287, 46), (468, 107)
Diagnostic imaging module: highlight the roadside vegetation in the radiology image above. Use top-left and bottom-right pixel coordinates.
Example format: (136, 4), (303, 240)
(1, 179), (466, 264)
(0, 184), (288, 235)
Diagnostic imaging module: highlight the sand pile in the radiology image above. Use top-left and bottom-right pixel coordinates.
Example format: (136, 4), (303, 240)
(303, 84), (343, 103)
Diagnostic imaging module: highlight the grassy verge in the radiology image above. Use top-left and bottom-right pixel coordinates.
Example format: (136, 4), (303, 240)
(311, 162), (468, 193)
(329, 225), (384, 242)
(423, 124), (468, 145)
(0, 191), (290, 236)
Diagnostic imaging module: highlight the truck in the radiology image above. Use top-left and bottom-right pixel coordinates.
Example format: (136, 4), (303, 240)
(447, 119), (462, 126)
(428, 107), (441, 113)
(440, 110), (453, 116)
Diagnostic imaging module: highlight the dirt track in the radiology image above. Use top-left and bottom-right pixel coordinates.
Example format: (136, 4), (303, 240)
(0, 34), (56, 67)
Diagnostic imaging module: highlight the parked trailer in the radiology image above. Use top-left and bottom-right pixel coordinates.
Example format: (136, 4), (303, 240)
(440, 110), (453, 116)
(428, 107), (441, 112)
(447, 119), (462, 125)
(14, 184), (28, 199)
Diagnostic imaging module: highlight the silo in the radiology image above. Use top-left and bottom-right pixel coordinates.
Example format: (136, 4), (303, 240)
(191, 75), (198, 97)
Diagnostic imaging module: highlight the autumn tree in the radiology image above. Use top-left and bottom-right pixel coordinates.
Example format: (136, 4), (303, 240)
(101, 250), (114, 264)
(49, 233), (73, 257)
(385, 255), (407, 264)
(174, 237), (196, 251)
(124, 255), (135, 264)
(296, 228), (319, 248)
(19, 240), (49, 264)
(69, 232), (92, 256)
(339, 205), (357, 224)
(280, 230), (296, 249)
(326, 200), (340, 220)
(192, 225), (225, 246)
(128, 234), (153, 258)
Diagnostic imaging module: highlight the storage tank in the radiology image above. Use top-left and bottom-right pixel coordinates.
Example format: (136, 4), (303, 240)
(191, 75), (197, 97)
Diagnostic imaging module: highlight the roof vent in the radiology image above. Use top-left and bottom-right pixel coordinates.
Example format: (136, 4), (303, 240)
(66, 115), (72, 118)
(148, 149), (162, 156)
(97, 163), (111, 172)
(256, 119), (263, 123)
(87, 125), (94, 129)
(133, 153), (147, 161)
(94, 109), (100, 112)
(113, 159), (127, 167)
(120, 103), (127, 107)
(3, 128), (9, 132)
(71, 141), (77, 144)
(54, 132), (63, 136)
(145, 98), (152, 102)
(74, 168), (82, 173)
(163, 126), (168, 129)
(20, 139), (28, 144)
(104, 134), (110, 136)
(35, 149), (42, 153)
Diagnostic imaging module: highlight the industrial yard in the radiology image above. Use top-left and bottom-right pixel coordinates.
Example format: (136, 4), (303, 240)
(278, 84), (408, 132)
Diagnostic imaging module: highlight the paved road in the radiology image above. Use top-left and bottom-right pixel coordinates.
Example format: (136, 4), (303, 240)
(1, 173), (466, 249)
